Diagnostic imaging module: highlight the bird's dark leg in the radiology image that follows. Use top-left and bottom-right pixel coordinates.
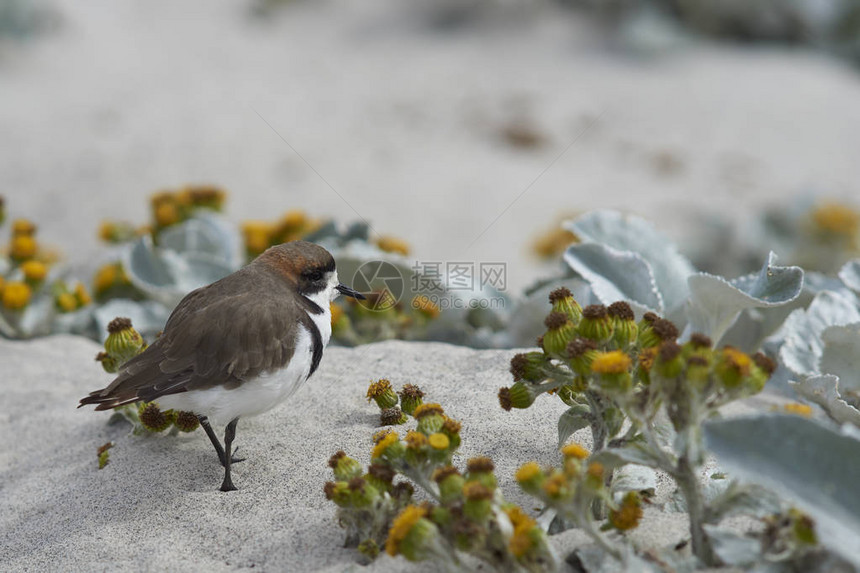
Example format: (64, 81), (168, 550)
(199, 415), (245, 467)
(220, 418), (240, 492)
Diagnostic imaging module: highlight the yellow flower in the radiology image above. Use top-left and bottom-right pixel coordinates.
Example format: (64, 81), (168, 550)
(10, 235), (37, 260)
(330, 303), (343, 327)
(590, 351), (632, 375)
(561, 443), (589, 460)
(154, 202), (180, 227)
(609, 491), (643, 531)
(411, 295), (440, 319)
(74, 283), (92, 306)
(505, 506), (539, 557)
(532, 226), (578, 259)
(12, 218), (36, 236)
(21, 260), (48, 282)
(404, 430), (428, 450)
(542, 472), (567, 498)
(782, 403), (813, 417)
(376, 235), (410, 256)
(413, 403), (444, 419)
(56, 292), (78, 313)
(385, 505), (428, 557)
(371, 431), (399, 459)
(811, 203), (859, 237)
(428, 433), (450, 450)
(280, 209), (307, 230)
(515, 462), (542, 484)
(2, 281), (31, 310)
(242, 221), (273, 255)
(93, 264), (117, 294)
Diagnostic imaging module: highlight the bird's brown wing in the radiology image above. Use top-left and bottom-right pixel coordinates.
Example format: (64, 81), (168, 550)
(79, 267), (323, 410)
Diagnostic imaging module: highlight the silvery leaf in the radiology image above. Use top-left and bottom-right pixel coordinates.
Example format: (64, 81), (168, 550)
(685, 252), (803, 345)
(775, 290), (860, 378)
(610, 464), (657, 499)
(301, 220), (339, 243)
(571, 544), (660, 573)
(707, 480), (783, 522)
(563, 243), (662, 313)
(52, 307), (96, 337)
(558, 404), (591, 448)
(93, 299), (170, 343)
(702, 526), (760, 567)
(157, 214), (244, 270)
(124, 236), (234, 308)
(565, 209), (696, 312)
(16, 294), (54, 338)
(705, 414), (860, 569)
(820, 323), (860, 391)
(838, 259), (860, 293)
(790, 374), (860, 427)
(592, 444), (663, 470)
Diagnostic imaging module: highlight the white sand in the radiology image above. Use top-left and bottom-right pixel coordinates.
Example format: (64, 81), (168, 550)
(1, 335), (774, 571)
(3, 0), (860, 292)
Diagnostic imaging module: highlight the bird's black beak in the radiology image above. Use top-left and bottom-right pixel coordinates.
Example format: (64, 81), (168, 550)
(336, 284), (366, 300)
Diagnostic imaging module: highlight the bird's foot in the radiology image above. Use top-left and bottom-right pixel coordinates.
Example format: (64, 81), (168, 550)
(218, 447), (246, 467)
(220, 478), (237, 492)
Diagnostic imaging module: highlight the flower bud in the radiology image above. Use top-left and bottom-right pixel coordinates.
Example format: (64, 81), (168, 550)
(637, 314), (679, 348)
(95, 351), (119, 374)
(515, 462), (545, 495)
(509, 352), (548, 383)
(371, 431), (404, 462)
(441, 417), (462, 450)
(380, 407), (408, 426)
(323, 480), (351, 507)
(398, 383), (424, 415)
(607, 301), (638, 348)
(347, 476), (379, 508)
(498, 382), (536, 411)
(366, 463), (396, 493)
(428, 432), (450, 452)
(506, 506), (543, 559)
(138, 402), (175, 433)
(541, 471), (570, 501)
(566, 337), (599, 375)
(714, 346), (752, 390)
(12, 218), (35, 236)
(542, 312), (576, 357)
(548, 287), (582, 324)
(577, 304), (614, 343)
(414, 403), (445, 434)
(685, 355), (711, 390)
(561, 442), (589, 460)
(97, 441), (113, 470)
(585, 461), (605, 491)
(433, 466), (465, 503)
(366, 379), (399, 410)
(104, 317), (146, 367)
(654, 341), (683, 379)
(462, 482), (493, 522)
(386, 505), (440, 561)
(328, 451), (364, 481)
(357, 539), (380, 561)
(465, 456), (497, 490)
(173, 411), (200, 433)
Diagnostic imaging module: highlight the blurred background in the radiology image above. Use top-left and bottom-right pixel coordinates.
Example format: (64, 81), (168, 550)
(2, 0), (860, 294)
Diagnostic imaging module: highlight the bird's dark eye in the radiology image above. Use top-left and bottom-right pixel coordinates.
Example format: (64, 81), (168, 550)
(308, 270), (323, 281)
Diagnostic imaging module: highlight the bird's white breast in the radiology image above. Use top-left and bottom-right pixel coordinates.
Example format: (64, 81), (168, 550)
(157, 302), (332, 427)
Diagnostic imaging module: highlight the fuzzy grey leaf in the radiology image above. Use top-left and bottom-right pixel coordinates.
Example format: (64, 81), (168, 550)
(705, 414), (860, 569)
(558, 405), (591, 448)
(790, 374), (860, 427)
(563, 243), (662, 313)
(838, 259), (860, 293)
(565, 209), (695, 312)
(157, 214), (243, 271)
(775, 291), (860, 378)
(610, 464), (657, 498)
(686, 252), (803, 345)
(820, 323), (860, 391)
(702, 526), (760, 567)
(592, 444), (663, 470)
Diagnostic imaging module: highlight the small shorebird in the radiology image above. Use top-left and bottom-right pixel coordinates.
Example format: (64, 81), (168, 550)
(79, 241), (364, 491)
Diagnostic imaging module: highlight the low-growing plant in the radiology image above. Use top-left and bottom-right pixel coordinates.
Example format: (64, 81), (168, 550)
(326, 380), (558, 571)
(500, 288), (777, 566)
